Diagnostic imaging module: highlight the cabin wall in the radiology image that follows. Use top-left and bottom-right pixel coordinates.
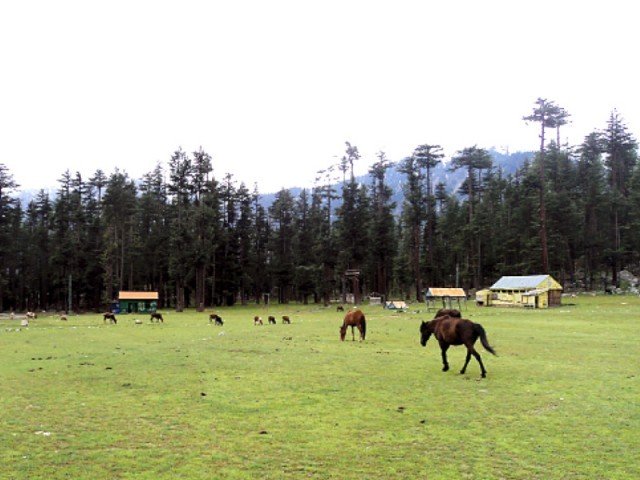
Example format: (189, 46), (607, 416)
(489, 289), (562, 308)
(118, 300), (157, 313)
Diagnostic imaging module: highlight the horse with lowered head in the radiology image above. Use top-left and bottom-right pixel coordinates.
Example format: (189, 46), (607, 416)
(420, 311), (496, 378)
(340, 309), (366, 341)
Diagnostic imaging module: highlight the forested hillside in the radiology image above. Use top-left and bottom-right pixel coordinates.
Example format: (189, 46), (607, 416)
(260, 148), (532, 214)
(1, 103), (639, 312)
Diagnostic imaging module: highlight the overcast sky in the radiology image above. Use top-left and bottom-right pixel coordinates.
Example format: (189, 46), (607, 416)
(1, 1), (638, 193)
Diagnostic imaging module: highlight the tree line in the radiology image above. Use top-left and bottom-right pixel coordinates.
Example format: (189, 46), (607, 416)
(1, 100), (638, 312)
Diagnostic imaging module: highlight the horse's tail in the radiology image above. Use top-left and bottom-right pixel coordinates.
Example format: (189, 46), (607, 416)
(361, 315), (366, 340)
(474, 323), (496, 355)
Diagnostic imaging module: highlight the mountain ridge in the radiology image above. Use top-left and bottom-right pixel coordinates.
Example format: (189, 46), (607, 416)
(13, 149), (534, 209)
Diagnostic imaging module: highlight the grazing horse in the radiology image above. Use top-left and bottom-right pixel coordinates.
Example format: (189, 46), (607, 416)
(420, 315), (496, 378)
(209, 314), (224, 326)
(26, 311), (38, 319)
(340, 309), (366, 341)
(103, 312), (117, 324)
(282, 315), (291, 324)
(254, 316), (263, 325)
(433, 308), (461, 319)
(336, 305), (345, 312)
(150, 312), (164, 323)
(268, 316), (276, 325)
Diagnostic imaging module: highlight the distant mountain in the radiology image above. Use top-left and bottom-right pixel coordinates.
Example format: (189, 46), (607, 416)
(14, 149), (534, 211)
(259, 149), (534, 210)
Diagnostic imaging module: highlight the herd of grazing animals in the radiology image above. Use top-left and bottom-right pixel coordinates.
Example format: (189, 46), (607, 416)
(253, 315), (291, 325)
(16, 303), (496, 378)
(97, 312), (293, 326)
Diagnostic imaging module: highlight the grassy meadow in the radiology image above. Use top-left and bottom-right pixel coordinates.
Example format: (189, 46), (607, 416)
(1, 296), (639, 479)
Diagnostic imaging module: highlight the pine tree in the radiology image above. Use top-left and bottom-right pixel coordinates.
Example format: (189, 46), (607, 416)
(313, 166), (339, 305)
(412, 144), (443, 285)
(397, 155), (424, 300)
(576, 133), (607, 289)
(292, 189), (317, 304)
(167, 148), (194, 311)
(0, 164), (19, 311)
(601, 110), (637, 286)
(367, 151), (396, 297)
(101, 169), (138, 305)
(449, 146), (492, 288)
(269, 189), (295, 303)
(252, 185), (270, 303)
(138, 164), (170, 305)
(523, 98), (569, 273)
(191, 147), (216, 311)
(236, 183), (255, 305)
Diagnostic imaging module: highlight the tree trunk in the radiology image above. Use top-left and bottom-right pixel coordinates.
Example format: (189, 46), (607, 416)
(195, 264), (205, 312)
(413, 225), (422, 301)
(176, 280), (185, 312)
(539, 123), (549, 273)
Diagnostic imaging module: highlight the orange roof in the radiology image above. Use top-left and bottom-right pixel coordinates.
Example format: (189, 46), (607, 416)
(426, 288), (466, 298)
(118, 291), (159, 300)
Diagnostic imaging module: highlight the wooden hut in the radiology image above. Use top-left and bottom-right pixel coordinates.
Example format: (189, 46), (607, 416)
(487, 275), (562, 308)
(424, 288), (467, 310)
(117, 291), (159, 314)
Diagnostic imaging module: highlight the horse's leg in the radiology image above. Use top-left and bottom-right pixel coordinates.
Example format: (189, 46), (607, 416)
(351, 325), (356, 341)
(472, 349), (487, 378)
(460, 349), (472, 374)
(464, 343), (487, 377)
(439, 342), (450, 372)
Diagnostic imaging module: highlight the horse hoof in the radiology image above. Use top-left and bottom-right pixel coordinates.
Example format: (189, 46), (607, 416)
(442, 367), (449, 372)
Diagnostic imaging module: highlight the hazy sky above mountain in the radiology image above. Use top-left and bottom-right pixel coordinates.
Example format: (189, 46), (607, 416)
(1, 0), (638, 193)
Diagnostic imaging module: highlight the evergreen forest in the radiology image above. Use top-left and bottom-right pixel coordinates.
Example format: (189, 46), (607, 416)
(1, 100), (639, 312)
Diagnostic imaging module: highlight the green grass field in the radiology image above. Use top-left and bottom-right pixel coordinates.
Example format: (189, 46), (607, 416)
(1, 296), (638, 479)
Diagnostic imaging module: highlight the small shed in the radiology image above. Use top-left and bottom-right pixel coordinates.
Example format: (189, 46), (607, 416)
(118, 291), (159, 314)
(425, 287), (467, 310)
(488, 275), (562, 308)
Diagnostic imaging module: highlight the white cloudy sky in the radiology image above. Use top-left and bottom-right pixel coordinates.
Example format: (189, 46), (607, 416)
(1, 0), (638, 193)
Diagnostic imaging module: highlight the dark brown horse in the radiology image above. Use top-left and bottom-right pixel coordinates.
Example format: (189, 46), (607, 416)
(420, 315), (496, 377)
(340, 309), (366, 341)
(103, 312), (117, 324)
(268, 316), (276, 324)
(434, 308), (461, 319)
(336, 305), (345, 312)
(209, 314), (223, 325)
(150, 312), (164, 323)
(282, 315), (291, 324)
